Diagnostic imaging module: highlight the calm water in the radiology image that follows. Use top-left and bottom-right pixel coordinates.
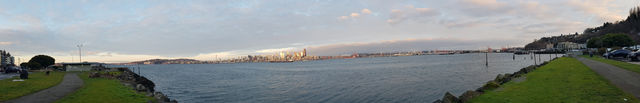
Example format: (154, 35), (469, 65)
(122, 53), (560, 103)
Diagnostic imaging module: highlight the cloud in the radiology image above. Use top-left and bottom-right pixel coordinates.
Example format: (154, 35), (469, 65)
(16, 47), (307, 63)
(463, 0), (507, 9)
(0, 17), (72, 53)
(442, 0), (585, 34)
(80, 53), (169, 63)
(337, 8), (373, 20)
(255, 47), (296, 53)
(0, 42), (12, 45)
(458, 0), (512, 17)
(337, 16), (349, 20)
(567, 0), (624, 22)
(307, 38), (522, 56)
(516, 21), (586, 34)
(456, 0), (559, 20)
(386, 6), (440, 24)
(438, 19), (486, 28)
(519, 1), (555, 20)
(361, 8), (372, 14)
(387, 9), (405, 24)
(455, 0), (619, 24)
(350, 13), (360, 17)
(1, 0), (634, 63)
(191, 51), (243, 61)
(191, 47), (302, 61)
(12, 51), (172, 63)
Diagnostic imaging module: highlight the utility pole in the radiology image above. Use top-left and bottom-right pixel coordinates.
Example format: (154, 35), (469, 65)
(77, 44), (83, 62)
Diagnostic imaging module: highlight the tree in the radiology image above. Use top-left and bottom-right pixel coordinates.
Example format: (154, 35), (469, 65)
(587, 33), (635, 48)
(601, 33), (634, 48)
(19, 62), (28, 67)
(587, 37), (602, 48)
(26, 62), (42, 70)
(28, 55), (55, 68)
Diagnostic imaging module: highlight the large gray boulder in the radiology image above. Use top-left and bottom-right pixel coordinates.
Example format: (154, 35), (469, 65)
(493, 74), (505, 82)
(458, 91), (482, 102)
(154, 92), (171, 102)
(477, 81), (500, 92)
(136, 84), (147, 92)
(441, 92), (459, 103)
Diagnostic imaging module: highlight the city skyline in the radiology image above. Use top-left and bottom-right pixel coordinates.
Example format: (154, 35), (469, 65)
(0, 0), (639, 63)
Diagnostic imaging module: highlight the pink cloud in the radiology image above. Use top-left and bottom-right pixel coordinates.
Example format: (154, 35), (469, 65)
(361, 8), (372, 14)
(0, 42), (12, 45)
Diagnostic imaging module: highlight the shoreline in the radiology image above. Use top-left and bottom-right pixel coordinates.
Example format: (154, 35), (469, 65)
(433, 56), (560, 103)
(88, 67), (178, 103)
(118, 67), (178, 103)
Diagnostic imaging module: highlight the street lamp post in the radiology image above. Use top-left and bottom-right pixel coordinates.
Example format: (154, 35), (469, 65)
(77, 44), (83, 62)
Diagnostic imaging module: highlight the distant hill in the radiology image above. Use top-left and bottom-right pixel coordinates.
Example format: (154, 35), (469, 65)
(525, 7), (640, 49)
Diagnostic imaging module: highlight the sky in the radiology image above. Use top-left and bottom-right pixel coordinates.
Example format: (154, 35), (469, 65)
(0, 0), (638, 63)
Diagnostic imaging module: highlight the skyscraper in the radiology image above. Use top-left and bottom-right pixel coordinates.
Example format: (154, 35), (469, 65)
(302, 48), (307, 57)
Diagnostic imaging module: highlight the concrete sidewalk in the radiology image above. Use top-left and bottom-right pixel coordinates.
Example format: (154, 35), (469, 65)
(5, 73), (84, 103)
(577, 57), (640, 99)
(0, 73), (18, 80)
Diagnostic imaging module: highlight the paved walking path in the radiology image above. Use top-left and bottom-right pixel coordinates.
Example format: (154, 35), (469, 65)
(577, 57), (640, 99)
(5, 73), (84, 103)
(0, 73), (18, 80)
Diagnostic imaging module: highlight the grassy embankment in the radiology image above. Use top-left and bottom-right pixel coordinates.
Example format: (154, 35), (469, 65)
(56, 71), (155, 103)
(0, 72), (65, 101)
(580, 55), (640, 74)
(470, 57), (638, 102)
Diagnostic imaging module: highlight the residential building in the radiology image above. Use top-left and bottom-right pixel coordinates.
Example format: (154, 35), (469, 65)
(546, 44), (554, 50)
(557, 42), (586, 50)
(0, 50), (14, 66)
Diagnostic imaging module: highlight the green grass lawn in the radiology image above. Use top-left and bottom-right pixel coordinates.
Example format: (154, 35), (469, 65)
(470, 57), (639, 103)
(0, 71), (65, 101)
(55, 72), (155, 103)
(580, 55), (640, 74)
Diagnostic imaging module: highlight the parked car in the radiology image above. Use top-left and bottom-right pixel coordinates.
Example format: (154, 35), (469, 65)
(628, 51), (640, 61)
(603, 49), (632, 59)
(3, 66), (20, 73)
